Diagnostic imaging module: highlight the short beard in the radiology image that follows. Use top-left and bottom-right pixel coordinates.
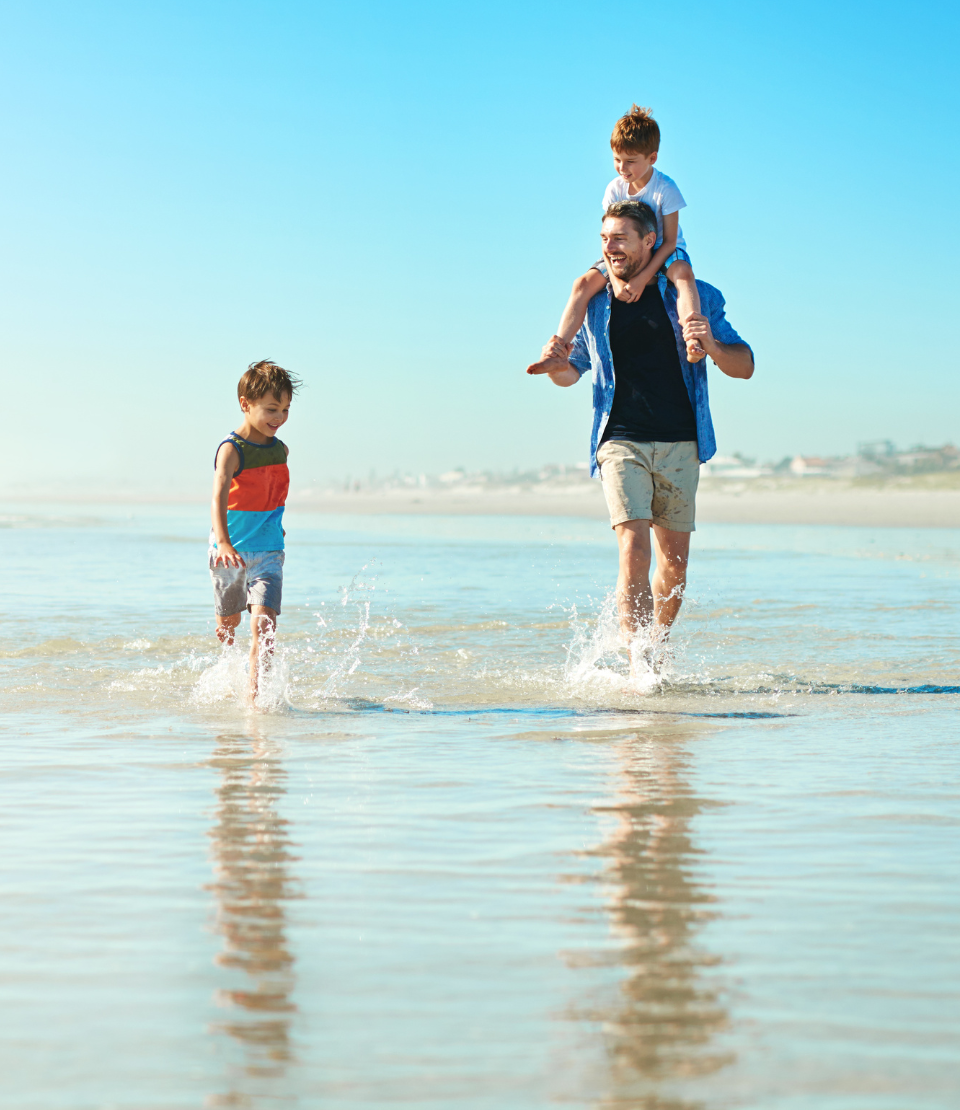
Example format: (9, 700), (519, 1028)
(605, 255), (644, 282)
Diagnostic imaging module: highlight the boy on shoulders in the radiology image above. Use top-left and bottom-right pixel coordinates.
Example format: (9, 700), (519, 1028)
(528, 104), (703, 374)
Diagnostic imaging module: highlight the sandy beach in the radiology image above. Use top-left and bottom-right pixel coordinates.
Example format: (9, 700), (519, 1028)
(5, 476), (960, 528)
(287, 478), (960, 528)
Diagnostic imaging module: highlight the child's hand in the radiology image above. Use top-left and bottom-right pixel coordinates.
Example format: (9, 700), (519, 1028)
(618, 279), (645, 304)
(213, 544), (245, 569)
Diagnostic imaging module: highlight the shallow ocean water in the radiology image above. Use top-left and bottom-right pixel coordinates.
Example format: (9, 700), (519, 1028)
(1, 505), (959, 1109)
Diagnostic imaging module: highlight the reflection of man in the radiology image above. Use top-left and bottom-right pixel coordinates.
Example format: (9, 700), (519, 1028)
(529, 200), (753, 673)
(597, 728), (732, 1095)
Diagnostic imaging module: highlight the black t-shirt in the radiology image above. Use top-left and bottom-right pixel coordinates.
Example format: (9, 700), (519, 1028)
(603, 283), (698, 443)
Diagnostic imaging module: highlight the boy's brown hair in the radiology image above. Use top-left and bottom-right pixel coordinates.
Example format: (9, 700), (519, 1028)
(237, 359), (302, 404)
(610, 104), (660, 155)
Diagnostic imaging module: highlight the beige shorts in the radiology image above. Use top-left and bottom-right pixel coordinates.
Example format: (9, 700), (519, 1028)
(596, 439), (700, 531)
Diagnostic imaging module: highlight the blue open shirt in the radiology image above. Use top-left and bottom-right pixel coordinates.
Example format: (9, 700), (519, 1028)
(568, 275), (750, 476)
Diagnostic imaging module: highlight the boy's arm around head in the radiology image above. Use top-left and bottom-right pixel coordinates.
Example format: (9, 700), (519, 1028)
(211, 442), (245, 568)
(621, 210), (682, 299)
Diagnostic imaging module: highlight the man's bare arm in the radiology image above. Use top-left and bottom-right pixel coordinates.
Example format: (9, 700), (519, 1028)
(682, 314), (754, 379)
(526, 336), (582, 387)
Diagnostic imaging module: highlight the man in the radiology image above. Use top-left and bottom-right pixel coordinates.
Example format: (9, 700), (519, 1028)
(529, 200), (753, 675)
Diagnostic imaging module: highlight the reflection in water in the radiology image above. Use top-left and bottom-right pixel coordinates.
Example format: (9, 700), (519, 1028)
(585, 727), (732, 1108)
(205, 733), (301, 1106)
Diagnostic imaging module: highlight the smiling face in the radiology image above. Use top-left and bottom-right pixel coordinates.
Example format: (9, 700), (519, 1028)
(238, 390), (291, 442)
(600, 216), (656, 283)
(612, 147), (658, 192)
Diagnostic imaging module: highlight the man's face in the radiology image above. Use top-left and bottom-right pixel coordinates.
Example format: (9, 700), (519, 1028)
(600, 217), (656, 283)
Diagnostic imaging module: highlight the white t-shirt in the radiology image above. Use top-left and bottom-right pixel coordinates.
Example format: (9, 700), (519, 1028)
(602, 167), (687, 252)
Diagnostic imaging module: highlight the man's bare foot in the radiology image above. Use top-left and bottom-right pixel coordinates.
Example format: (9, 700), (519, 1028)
(526, 353), (568, 375)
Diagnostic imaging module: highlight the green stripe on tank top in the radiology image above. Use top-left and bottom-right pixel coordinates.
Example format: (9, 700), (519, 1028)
(229, 434), (287, 469)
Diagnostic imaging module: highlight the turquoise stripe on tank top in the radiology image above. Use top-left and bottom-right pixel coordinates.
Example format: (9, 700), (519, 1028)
(226, 507), (285, 552)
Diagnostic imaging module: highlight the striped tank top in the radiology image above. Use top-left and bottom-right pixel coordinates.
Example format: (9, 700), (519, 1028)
(215, 432), (289, 552)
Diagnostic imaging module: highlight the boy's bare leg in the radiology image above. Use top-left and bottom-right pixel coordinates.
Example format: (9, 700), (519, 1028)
(216, 612), (242, 646)
(248, 605), (278, 702)
(526, 268), (608, 374)
(666, 260), (705, 359)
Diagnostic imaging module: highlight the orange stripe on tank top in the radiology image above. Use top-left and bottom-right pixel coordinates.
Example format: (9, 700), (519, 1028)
(227, 463), (290, 513)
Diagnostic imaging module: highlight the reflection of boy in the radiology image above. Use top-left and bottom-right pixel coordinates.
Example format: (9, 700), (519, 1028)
(209, 360), (301, 701)
(528, 105), (703, 375)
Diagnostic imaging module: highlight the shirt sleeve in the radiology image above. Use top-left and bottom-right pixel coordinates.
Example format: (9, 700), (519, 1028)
(706, 288), (749, 349)
(601, 178), (620, 213)
(657, 174), (687, 216)
(568, 327), (591, 377)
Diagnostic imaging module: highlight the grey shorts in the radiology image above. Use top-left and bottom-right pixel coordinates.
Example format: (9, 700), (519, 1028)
(209, 548), (284, 616)
(596, 439), (700, 531)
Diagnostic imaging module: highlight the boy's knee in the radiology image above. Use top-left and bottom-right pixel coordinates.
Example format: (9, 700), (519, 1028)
(667, 260), (695, 283)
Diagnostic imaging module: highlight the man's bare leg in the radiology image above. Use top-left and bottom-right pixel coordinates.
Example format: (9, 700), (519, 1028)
(216, 611), (241, 646)
(613, 520), (654, 674)
(614, 520), (691, 675)
(248, 605), (278, 702)
(651, 525), (691, 631)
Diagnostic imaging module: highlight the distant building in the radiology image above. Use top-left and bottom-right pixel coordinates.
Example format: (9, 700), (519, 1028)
(700, 455), (767, 479)
(789, 455), (832, 476)
(858, 439), (895, 458)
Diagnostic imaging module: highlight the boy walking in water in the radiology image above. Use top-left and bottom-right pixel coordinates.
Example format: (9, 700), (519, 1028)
(528, 105), (703, 374)
(209, 360), (301, 702)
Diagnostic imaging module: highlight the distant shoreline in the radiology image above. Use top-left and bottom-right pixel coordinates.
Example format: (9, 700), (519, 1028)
(5, 482), (960, 528)
(284, 485), (960, 528)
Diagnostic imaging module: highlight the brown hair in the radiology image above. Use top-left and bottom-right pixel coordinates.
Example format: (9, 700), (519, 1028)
(237, 360), (302, 404)
(604, 200), (658, 240)
(610, 104), (660, 155)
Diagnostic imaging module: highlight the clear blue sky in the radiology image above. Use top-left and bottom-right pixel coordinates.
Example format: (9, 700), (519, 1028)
(3, 0), (958, 496)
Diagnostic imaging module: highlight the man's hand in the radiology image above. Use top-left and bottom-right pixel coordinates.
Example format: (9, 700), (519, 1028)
(682, 313), (714, 362)
(682, 314), (754, 378)
(526, 335), (573, 375)
(213, 544), (245, 569)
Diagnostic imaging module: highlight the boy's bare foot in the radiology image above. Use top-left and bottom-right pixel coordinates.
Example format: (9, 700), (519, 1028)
(526, 352), (569, 375)
(527, 335), (573, 375)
